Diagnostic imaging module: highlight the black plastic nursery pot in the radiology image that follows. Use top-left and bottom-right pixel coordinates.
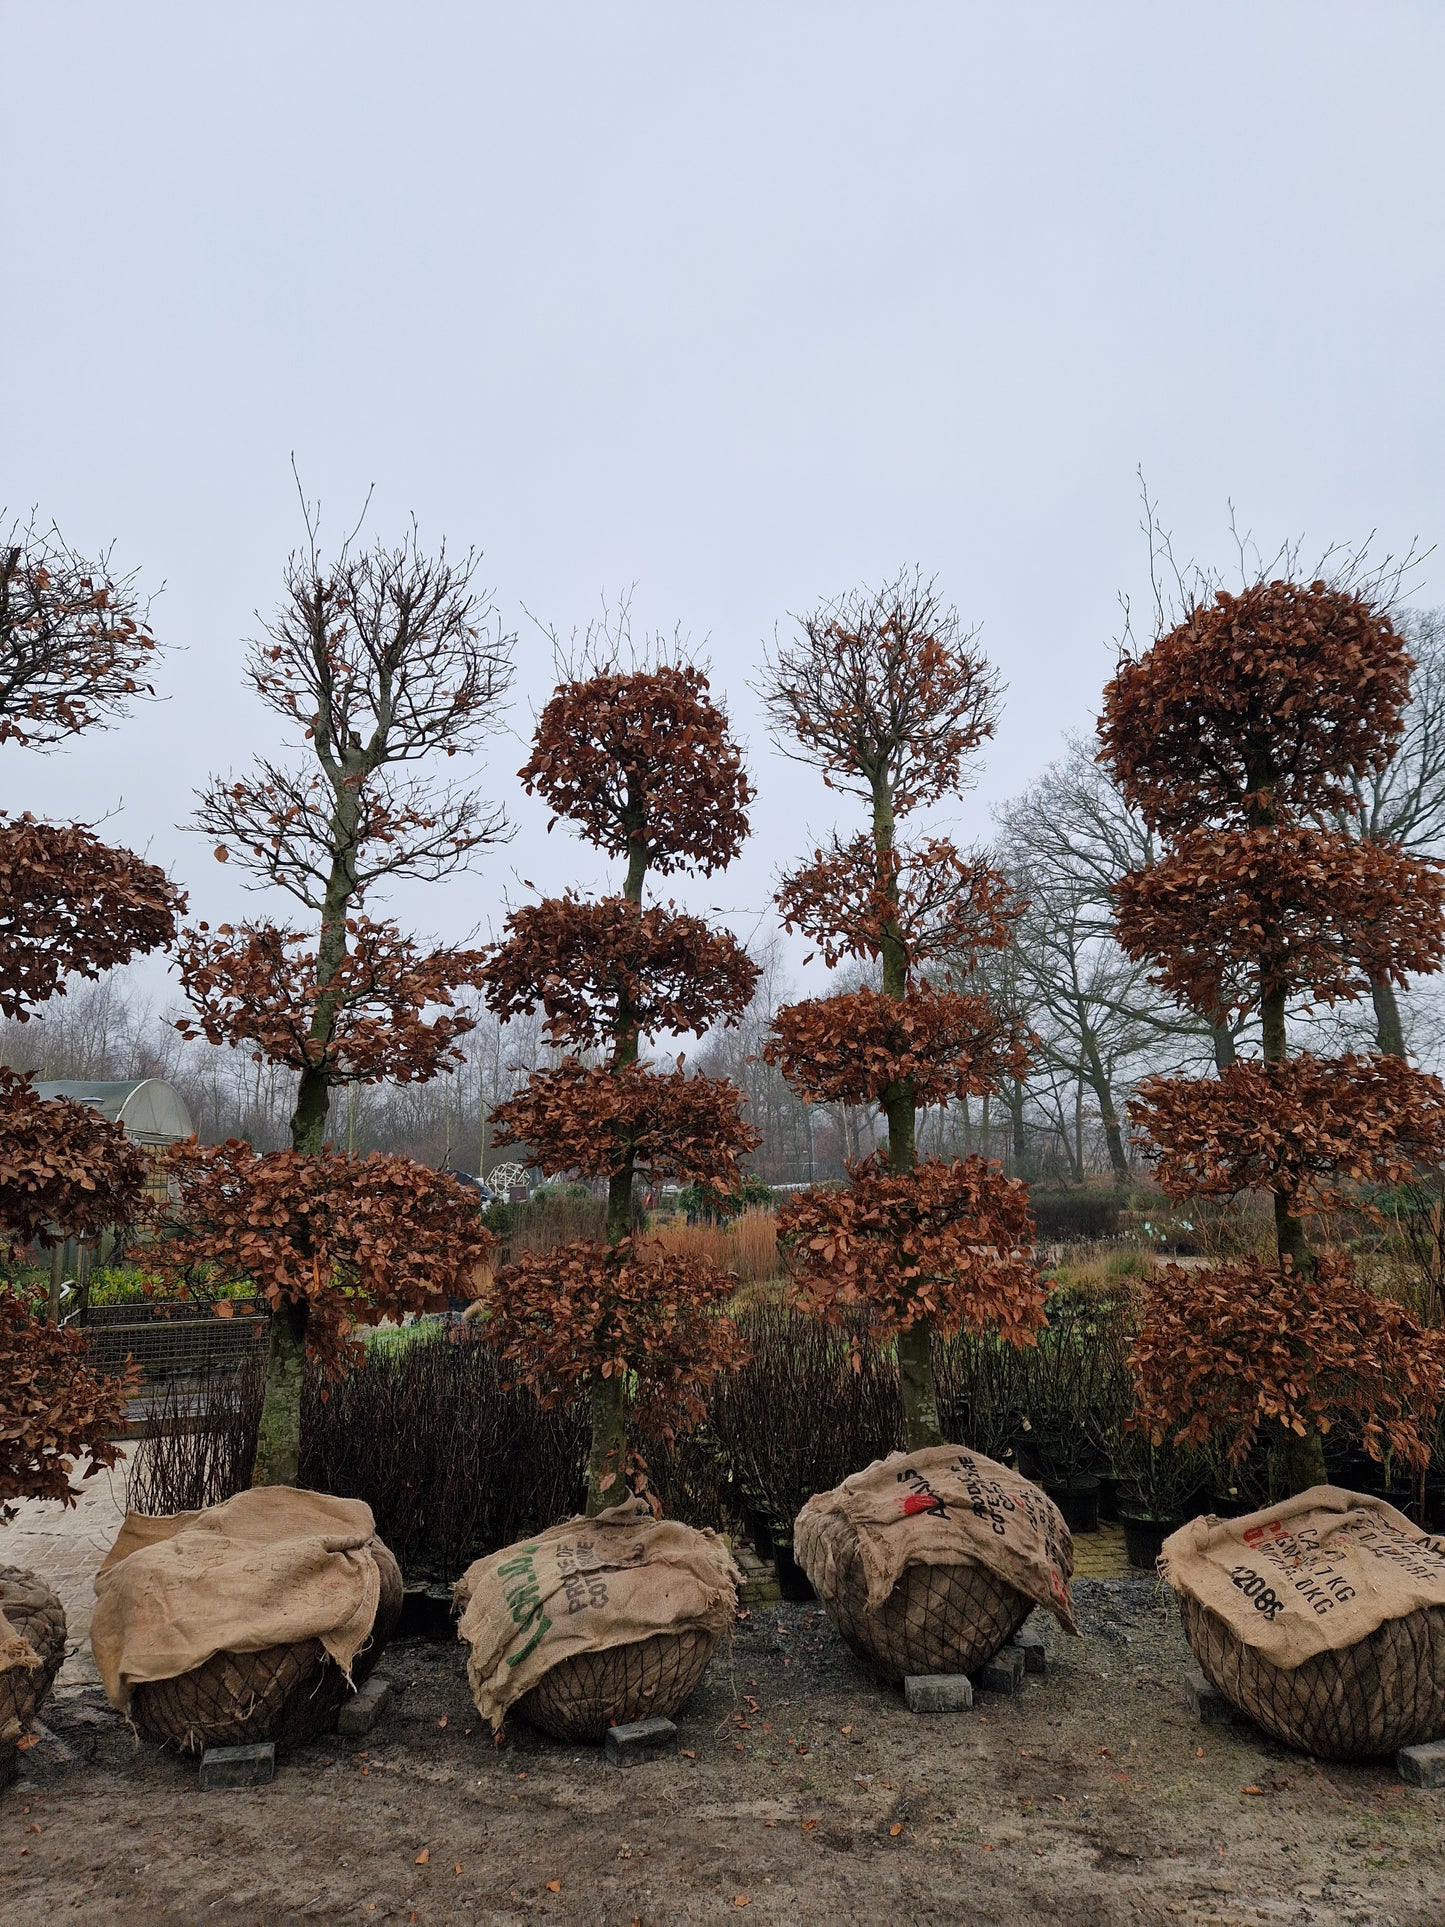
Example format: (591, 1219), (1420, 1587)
(1119, 1508), (1186, 1571)
(1042, 1476), (1100, 1536)
(771, 1537), (816, 1603)
(744, 1509), (775, 1563)
(1097, 1473), (1120, 1523)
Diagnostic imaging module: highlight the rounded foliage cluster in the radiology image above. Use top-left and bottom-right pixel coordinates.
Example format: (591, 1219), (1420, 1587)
(175, 918), (489, 1086)
(481, 895), (759, 1048)
(0, 1070), (151, 1253)
(147, 1141), (496, 1357)
(1131, 1055), (1445, 1212)
(764, 981), (1033, 1109)
(777, 1155), (1043, 1344)
(1112, 825), (1445, 1015)
(776, 834), (1020, 973)
(0, 815), (182, 1020)
(1100, 580), (1411, 833)
(1130, 1253), (1445, 1470)
(486, 1236), (746, 1445)
(521, 665), (753, 875)
(0, 1286), (137, 1517)
(489, 1059), (759, 1188)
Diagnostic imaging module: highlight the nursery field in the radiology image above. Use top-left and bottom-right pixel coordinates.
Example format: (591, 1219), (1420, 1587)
(5, 1579), (1441, 1927)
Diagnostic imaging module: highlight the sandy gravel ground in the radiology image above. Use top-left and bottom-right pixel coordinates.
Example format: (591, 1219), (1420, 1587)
(3, 1577), (1442, 1927)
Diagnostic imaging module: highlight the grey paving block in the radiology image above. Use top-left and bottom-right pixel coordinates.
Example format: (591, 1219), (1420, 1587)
(1397, 1739), (1445, 1789)
(337, 1675), (393, 1738)
(1012, 1625), (1048, 1676)
(977, 1645), (1026, 1695)
(904, 1673), (974, 1713)
(200, 1742), (275, 1789)
(604, 1717), (678, 1767)
(1185, 1667), (1241, 1726)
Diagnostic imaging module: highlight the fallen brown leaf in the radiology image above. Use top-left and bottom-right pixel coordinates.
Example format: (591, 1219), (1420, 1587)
(415, 1848), (429, 1865)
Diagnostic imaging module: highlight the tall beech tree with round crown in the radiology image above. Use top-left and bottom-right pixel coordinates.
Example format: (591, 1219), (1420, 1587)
(481, 658), (761, 1513)
(758, 573), (1043, 1451)
(177, 511), (513, 1486)
(1100, 576), (1445, 1491)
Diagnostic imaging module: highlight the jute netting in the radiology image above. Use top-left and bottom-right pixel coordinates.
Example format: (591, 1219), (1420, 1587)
(1179, 1590), (1445, 1760)
(518, 1626), (722, 1742)
(130, 1539), (402, 1757)
(801, 1505), (1031, 1683)
(0, 1567), (67, 1765)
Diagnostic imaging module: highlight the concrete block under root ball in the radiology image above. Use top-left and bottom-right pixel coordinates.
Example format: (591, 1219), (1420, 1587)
(605, 1717), (679, 1767)
(200, 1742), (276, 1789)
(1012, 1625), (1048, 1675)
(337, 1675), (393, 1738)
(904, 1674), (974, 1714)
(976, 1645), (1026, 1695)
(1185, 1668), (1243, 1727)
(1397, 1739), (1445, 1788)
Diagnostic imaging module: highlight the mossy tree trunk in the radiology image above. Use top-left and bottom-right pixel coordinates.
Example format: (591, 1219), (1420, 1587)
(253, 766), (361, 1489)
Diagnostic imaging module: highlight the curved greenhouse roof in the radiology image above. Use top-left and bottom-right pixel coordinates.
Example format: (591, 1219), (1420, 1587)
(35, 1078), (195, 1144)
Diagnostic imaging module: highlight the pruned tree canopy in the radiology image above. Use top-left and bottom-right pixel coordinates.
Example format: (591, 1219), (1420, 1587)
(146, 1140), (496, 1362)
(482, 895), (759, 1048)
(521, 663), (753, 875)
(0, 1069), (151, 1253)
(0, 1286), (137, 1517)
(776, 833), (1020, 973)
(778, 1154), (1042, 1347)
(763, 981), (1033, 1110)
(1131, 1252), (1445, 1470)
(490, 1057), (759, 1189)
(175, 917), (489, 1088)
(0, 814), (183, 1021)
(1131, 1055), (1445, 1211)
(0, 516), (159, 748)
(1100, 579), (1412, 834)
(759, 570), (999, 814)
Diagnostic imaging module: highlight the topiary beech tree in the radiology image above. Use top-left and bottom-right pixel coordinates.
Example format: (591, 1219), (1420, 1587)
(0, 513), (177, 1515)
(758, 572), (1044, 1451)
(1099, 576), (1445, 1491)
(177, 509), (513, 1485)
(481, 658), (761, 1513)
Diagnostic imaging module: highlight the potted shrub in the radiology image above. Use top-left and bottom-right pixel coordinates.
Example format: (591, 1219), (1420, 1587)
(1100, 567), (1445, 1755)
(97, 515), (510, 1753)
(756, 573), (1066, 1681)
(465, 652), (757, 1740)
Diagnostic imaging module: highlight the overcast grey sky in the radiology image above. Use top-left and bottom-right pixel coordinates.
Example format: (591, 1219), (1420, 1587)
(6, 3), (1444, 999)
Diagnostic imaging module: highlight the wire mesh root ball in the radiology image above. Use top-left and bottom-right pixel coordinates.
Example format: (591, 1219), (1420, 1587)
(129, 1536), (403, 1757)
(0, 1567), (67, 1763)
(802, 1509), (1031, 1685)
(1178, 1590), (1445, 1760)
(517, 1627), (721, 1743)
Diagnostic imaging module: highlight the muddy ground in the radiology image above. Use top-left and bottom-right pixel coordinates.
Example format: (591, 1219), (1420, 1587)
(2, 1577), (1441, 1926)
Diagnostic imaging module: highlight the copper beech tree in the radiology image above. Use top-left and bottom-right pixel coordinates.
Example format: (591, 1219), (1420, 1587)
(758, 573), (1043, 1450)
(1100, 577), (1445, 1489)
(0, 515), (177, 1514)
(481, 661), (760, 1513)
(176, 510), (513, 1485)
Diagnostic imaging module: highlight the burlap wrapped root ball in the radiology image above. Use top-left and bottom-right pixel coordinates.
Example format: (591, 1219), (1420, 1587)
(455, 1499), (739, 1744)
(0, 1567), (68, 1767)
(91, 1488), (402, 1757)
(1163, 1488), (1445, 1761)
(794, 1447), (1077, 1686)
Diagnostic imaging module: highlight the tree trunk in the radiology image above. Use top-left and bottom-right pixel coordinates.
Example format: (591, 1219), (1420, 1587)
(898, 1321), (943, 1451)
(1080, 1025), (1129, 1192)
(583, 828), (648, 1516)
(1260, 980), (1323, 1493)
(252, 1297), (308, 1487)
(1209, 1015), (1237, 1074)
(1370, 975), (1406, 1057)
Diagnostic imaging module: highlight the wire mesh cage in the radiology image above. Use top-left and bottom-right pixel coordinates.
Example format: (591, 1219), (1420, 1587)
(129, 1538), (402, 1756)
(0, 1568), (67, 1765)
(1178, 1590), (1445, 1760)
(517, 1627), (721, 1743)
(800, 1509), (1031, 1684)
